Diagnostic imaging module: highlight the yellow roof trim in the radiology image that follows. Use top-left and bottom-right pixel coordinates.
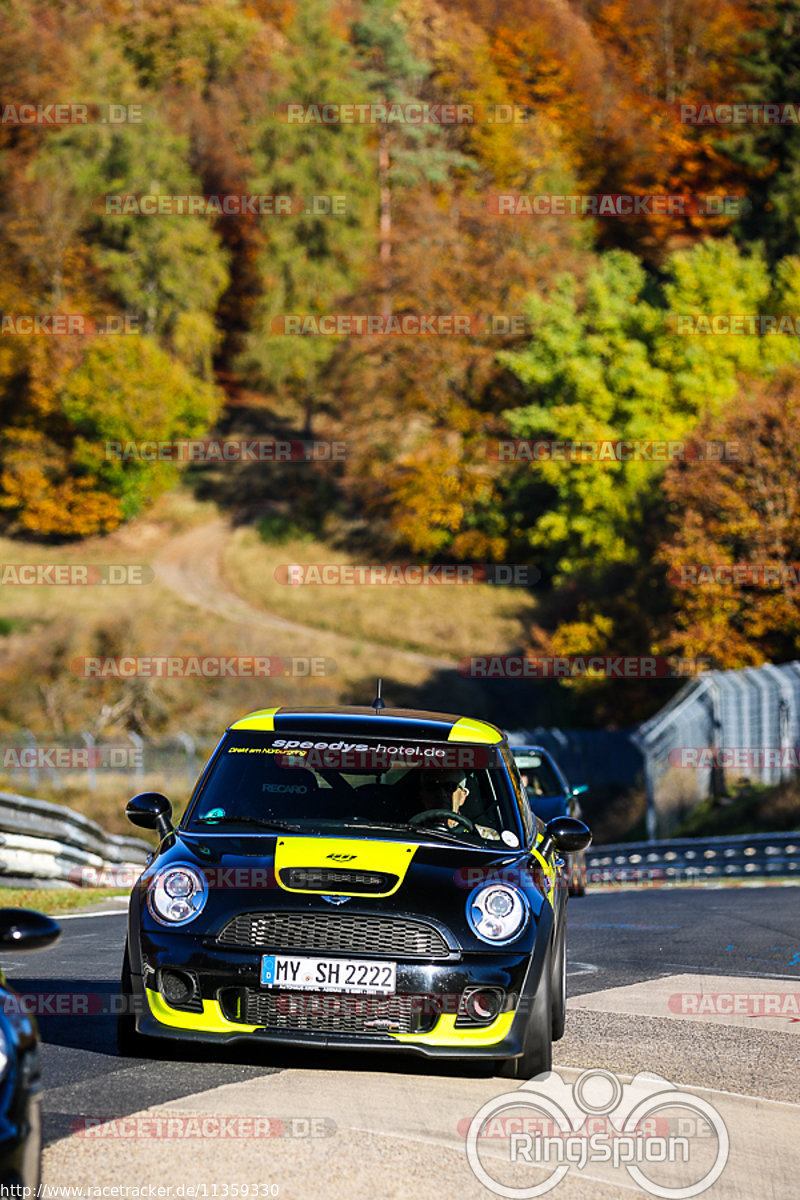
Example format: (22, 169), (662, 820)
(447, 717), (503, 745)
(229, 707), (280, 732)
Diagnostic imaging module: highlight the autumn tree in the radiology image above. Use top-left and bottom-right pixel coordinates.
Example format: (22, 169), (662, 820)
(656, 371), (800, 666)
(499, 239), (800, 582)
(236, 0), (377, 430)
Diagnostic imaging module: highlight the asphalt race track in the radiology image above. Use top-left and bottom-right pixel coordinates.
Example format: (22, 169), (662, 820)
(9, 885), (799, 1199)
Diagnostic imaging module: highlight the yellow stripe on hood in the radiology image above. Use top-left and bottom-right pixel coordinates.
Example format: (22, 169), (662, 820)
(274, 837), (417, 896)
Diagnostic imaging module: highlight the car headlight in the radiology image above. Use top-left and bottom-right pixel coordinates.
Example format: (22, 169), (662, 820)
(467, 883), (529, 944)
(147, 865), (208, 926)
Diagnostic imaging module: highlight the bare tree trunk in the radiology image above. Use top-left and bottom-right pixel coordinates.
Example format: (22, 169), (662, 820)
(379, 132), (392, 317)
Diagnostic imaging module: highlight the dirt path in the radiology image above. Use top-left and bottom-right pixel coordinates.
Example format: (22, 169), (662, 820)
(152, 519), (458, 675)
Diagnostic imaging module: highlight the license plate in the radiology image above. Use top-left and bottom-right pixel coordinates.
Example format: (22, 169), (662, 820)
(260, 954), (396, 994)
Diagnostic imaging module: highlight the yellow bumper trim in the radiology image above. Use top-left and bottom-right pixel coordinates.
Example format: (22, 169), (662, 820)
(389, 1011), (514, 1046)
(145, 989), (259, 1034)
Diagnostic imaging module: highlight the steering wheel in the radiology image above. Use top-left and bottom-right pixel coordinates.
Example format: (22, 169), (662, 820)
(408, 808), (475, 833)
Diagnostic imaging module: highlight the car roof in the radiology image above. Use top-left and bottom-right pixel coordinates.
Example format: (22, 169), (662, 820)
(227, 706), (506, 746)
(510, 744), (570, 786)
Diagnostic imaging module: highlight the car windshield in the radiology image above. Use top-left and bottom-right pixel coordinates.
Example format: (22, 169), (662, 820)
(512, 752), (564, 798)
(183, 732), (525, 847)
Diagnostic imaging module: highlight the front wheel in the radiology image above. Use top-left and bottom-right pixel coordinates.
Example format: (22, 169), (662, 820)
(116, 939), (149, 1057)
(499, 942), (553, 1079)
(550, 922), (567, 1041)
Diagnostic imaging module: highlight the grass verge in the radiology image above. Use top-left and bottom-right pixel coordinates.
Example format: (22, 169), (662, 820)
(0, 886), (129, 915)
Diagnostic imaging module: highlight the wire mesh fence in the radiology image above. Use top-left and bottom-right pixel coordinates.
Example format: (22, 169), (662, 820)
(7, 665), (800, 842)
(635, 662), (800, 838)
(511, 661), (800, 840)
(0, 730), (212, 801)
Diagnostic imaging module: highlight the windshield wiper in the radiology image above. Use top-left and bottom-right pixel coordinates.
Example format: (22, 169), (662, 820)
(340, 820), (473, 845)
(194, 816), (303, 833)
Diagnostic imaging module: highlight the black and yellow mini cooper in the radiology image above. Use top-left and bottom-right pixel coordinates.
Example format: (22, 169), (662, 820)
(118, 704), (591, 1077)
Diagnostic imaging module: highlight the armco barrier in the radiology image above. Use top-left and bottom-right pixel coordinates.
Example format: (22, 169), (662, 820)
(0, 788), (796, 890)
(587, 831), (800, 885)
(0, 790), (152, 887)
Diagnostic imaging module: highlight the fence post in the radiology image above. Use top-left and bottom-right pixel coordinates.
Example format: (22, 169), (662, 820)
(631, 731), (657, 842)
(707, 677), (725, 802)
(21, 729), (39, 791)
(81, 731), (97, 792)
(128, 731), (145, 784)
(175, 731), (197, 788)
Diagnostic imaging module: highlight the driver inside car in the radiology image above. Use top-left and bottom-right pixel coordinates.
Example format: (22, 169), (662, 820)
(413, 769), (500, 839)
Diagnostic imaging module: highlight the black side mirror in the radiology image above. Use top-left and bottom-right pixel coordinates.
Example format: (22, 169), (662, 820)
(126, 792), (173, 839)
(0, 909), (60, 952)
(539, 816), (592, 859)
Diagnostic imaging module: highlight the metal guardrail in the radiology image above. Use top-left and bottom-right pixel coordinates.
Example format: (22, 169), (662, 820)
(0, 790), (152, 888)
(587, 831), (800, 884)
(0, 788), (796, 890)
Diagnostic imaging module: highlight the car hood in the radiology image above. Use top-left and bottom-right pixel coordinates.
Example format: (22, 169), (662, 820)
(138, 829), (550, 945)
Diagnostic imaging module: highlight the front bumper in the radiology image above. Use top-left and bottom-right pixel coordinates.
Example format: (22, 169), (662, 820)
(128, 921), (552, 1060)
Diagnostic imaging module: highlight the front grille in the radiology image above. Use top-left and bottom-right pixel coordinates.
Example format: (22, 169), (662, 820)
(217, 912), (451, 958)
(279, 868), (398, 893)
(221, 988), (435, 1036)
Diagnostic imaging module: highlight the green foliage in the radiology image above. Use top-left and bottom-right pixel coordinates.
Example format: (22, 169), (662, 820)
(499, 241), (800, 579)
(256, 513), (315, 545)
(60, 337), (223, 518)
(236, 0), (377, 397)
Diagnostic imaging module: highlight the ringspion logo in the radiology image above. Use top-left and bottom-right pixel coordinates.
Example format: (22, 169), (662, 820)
(465, 1069), (729, 1198)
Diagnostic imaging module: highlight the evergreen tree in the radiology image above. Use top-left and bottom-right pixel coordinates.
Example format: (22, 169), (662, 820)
(719, 0), (800, 261)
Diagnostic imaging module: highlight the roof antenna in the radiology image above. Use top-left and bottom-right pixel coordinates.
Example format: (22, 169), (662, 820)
(371, 677), (386, 713)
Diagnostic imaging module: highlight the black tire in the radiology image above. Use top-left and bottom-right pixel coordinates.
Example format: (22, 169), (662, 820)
(499, 941), (553, 1079)
(550, 921), (567, 1041)
(116, 939), (148, 1057)
(568, 853), (586, 898)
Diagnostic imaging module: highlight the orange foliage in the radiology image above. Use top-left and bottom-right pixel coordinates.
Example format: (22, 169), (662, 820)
(656, 372), (800, 667)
